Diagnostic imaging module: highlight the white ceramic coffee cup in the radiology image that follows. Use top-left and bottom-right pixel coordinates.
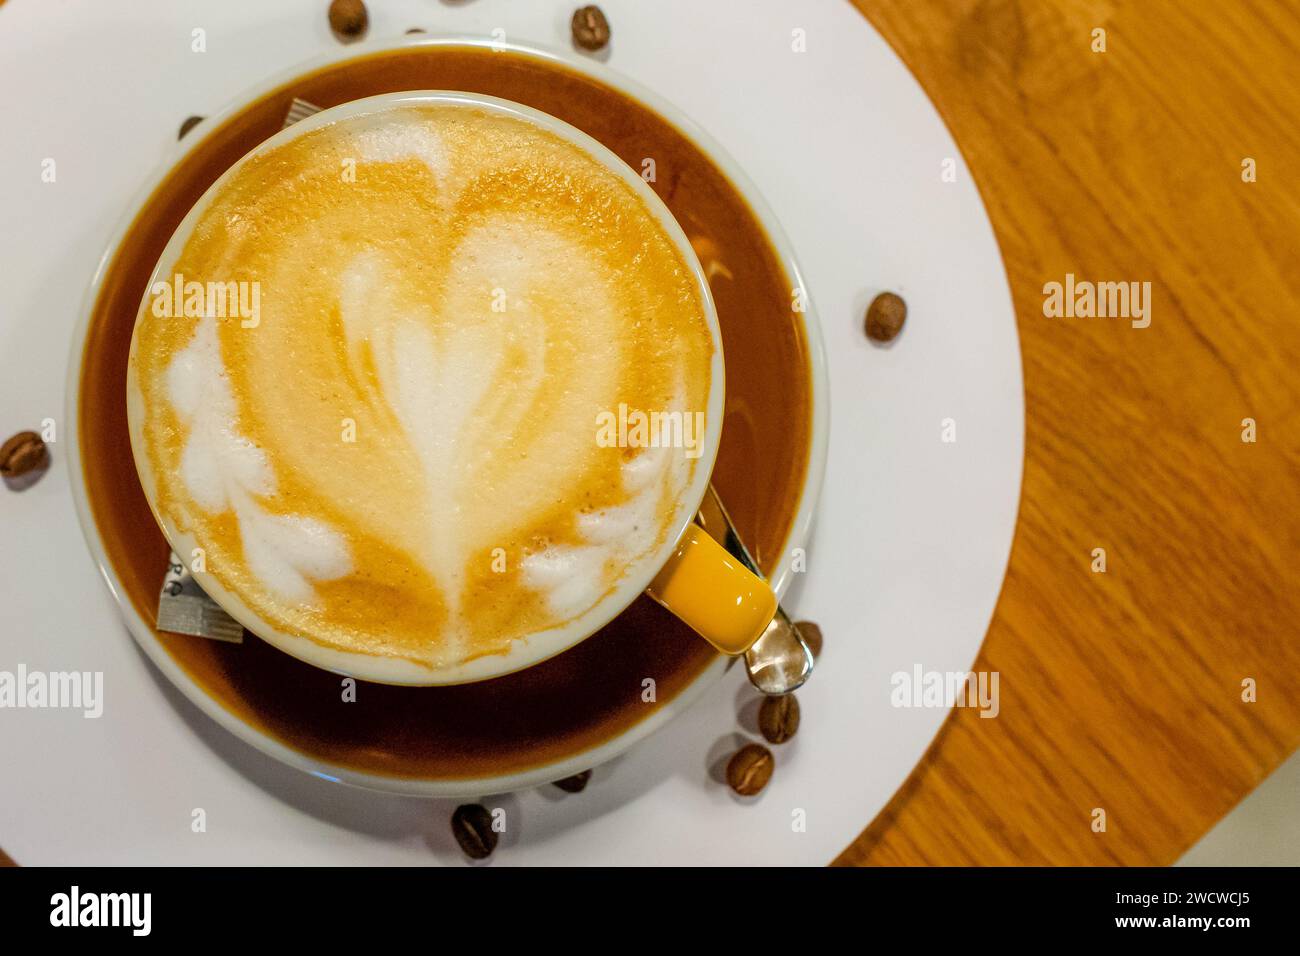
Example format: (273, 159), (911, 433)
(124, 89), (762, 686)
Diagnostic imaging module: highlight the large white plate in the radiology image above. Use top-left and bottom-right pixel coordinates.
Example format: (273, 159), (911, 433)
(0, 0), (1023, 865)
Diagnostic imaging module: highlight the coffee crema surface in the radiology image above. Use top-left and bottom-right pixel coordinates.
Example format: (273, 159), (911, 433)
(128, 104), (713, 673)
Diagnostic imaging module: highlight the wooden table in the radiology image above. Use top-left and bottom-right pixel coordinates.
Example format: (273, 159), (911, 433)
(835, 0), (1300, 865)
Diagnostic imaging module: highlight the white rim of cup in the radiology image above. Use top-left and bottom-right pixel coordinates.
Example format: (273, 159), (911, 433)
(65, 34), (830, 796)
(124, 89), (728, 687)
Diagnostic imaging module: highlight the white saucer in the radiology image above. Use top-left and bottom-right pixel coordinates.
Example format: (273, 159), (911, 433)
(0, 0), (1022, 865)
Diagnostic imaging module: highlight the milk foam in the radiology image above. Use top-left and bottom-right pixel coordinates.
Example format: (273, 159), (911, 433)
(165, 317), (352, 605)
(522, 440), (690, 619)
(133, 104), (713, 667)
(352, 120), (449, 184)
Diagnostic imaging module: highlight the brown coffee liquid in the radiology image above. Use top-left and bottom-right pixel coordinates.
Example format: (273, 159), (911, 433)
(79, 44), (813, 780)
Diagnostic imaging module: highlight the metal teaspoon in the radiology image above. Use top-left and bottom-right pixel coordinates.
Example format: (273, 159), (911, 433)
(697, 485), (815, 695)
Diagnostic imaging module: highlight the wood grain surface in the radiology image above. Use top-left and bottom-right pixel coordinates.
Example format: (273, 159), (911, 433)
(835, 0), (1300, 865)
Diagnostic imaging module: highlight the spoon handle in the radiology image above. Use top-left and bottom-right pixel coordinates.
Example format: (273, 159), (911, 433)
(699, 485), (815, 695)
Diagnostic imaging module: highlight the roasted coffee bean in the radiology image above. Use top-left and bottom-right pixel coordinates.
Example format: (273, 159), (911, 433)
(450, 803), (497, 859)
(726, 743), (774, 796)
(571, 5), (611, 51)
(795, 620), (823, 659)
(0, 431), (48, 479)
(758, 693), (800, 744)
(865, 291), (907, 342)
(328, 0), (368, 41)
(553, 770), (593, 793)
(177, 115), (204, 140)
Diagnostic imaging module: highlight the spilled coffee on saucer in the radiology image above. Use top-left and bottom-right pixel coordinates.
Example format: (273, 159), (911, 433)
(128, 104), (714, 671)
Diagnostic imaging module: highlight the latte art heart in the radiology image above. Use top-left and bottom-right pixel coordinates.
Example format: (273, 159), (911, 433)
(128, 104), (714, 670)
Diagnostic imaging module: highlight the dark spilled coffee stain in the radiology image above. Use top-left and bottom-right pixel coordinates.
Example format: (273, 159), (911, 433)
(77, 43), (812, 780)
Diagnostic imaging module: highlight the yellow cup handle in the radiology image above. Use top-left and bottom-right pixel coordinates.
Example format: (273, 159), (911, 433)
(646, 523), (778, 655)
